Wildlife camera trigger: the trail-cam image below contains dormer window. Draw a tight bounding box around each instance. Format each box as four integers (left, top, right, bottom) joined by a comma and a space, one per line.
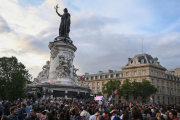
149, 59, 153, 64
141, 59, 144, 64
134, 60, 136, 64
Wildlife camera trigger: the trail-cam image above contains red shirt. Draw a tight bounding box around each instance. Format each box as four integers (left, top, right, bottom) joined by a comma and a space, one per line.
173, 118, 179, 120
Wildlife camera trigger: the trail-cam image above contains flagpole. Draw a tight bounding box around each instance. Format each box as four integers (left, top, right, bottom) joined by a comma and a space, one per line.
116, 80, 117, 104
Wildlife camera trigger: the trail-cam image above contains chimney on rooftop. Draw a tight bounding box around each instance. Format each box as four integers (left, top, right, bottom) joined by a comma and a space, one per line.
108, 69, 113, 73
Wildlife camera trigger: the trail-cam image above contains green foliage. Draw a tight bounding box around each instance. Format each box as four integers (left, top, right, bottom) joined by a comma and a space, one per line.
0, 56, 32, 100
131, 81, 142, 98
88, 89, 92, 94
97, 92, 102, 96
120, 79, 132, 101
102, 80, 121, 96
120, 79, 158, 101
139, 80, 158, 98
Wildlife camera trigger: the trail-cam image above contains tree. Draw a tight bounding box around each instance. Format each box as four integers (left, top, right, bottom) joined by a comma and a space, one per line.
131, 81, 141, 99
139, 80, 158, 102
97, 92, 102, 96
102, 80, 121, 96
0, 56, 32, 100
120, 79, 132, 101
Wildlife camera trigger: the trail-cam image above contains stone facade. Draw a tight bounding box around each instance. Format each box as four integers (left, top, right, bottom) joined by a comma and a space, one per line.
78, 53, 180, 104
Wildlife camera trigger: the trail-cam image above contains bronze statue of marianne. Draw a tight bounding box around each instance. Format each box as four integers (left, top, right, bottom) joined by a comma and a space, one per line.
55, 4, 71, 38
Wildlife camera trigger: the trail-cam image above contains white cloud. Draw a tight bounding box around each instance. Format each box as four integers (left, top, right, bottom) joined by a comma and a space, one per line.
0, 0, 180, 78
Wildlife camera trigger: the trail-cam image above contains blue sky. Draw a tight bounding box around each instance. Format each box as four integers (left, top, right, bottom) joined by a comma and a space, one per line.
0, 0, 180, 78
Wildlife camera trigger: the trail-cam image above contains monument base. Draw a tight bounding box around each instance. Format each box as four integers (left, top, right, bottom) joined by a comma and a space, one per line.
24, 83, 89, 99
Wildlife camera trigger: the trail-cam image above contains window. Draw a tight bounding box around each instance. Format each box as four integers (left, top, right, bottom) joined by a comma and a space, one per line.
134, 72, 136, 76
95, 76, 98, 79
102, 82, 104, 86
105, 75, 108, 78
97, 88, 99, 93
92, 88, 94, 93
97, 82, 99, 86
126, 72, 129, 77
134, 60, 136, 64
86, 77, 89, 80
157, 72, 158, 77
162, 81, 163, 85
151, 79, 153, 84
92, 83, 95, 87
157, 80, 159, 85
143, 71, 145, 75
120, 74, 122, 77
134, 79, 137, 82
100, 76, 102, 79
116, 74, 119, 77
110, 74, 113, 78
91, 77, 93, 80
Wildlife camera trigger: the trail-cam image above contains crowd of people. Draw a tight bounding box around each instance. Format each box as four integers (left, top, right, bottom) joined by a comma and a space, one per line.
0, 97, 180, 120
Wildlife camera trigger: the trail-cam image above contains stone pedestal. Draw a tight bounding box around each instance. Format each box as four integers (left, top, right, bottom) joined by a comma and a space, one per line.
24, 37, 89, 99
48, 37, 77, 85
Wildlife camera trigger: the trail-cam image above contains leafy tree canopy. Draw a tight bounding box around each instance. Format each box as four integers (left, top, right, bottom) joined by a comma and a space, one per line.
102, 80, 121, 96
0, 56, 32, 100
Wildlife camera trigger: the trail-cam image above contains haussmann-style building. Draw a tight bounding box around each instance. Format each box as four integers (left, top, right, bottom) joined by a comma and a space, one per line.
78, 53, 180, 104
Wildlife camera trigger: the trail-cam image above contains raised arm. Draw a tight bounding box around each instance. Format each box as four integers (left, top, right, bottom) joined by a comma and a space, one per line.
56, 9, 62, 17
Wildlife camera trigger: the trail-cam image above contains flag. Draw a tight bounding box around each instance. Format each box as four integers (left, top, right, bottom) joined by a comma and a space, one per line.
150, 95, 153, 105
116, 90, 118, 94
129, 102, 132, 107
80, 75, 85, 81
114, 91, 116, 95
108, 95, 113, 102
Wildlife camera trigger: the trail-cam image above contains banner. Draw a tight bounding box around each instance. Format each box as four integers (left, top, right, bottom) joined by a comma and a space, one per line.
150, 95, 153, 105
94, 96, 103, 101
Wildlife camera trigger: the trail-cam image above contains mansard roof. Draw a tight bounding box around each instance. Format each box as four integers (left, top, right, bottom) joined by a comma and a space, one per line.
126, 53, 161, 66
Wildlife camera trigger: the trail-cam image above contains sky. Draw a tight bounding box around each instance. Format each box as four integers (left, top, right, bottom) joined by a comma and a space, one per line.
0, 0, 180, 79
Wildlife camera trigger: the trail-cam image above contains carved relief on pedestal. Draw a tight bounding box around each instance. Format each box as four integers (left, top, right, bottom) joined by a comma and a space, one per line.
49, 42, 59, 59
73, 65, 78, 77
56, 55, 72, 78
37, 61, 50, 80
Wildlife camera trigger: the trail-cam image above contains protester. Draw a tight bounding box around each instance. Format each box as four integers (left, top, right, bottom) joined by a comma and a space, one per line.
0, 96, 179, 120
80, 105, 90, 120
169, 110, 179, 120
25, 109, 39, 120
89, 111, 101, 120
9, 106, 19, 120
25, 102, 32, 117
0, 102, 4, 115
45, 113, 54, 120
18, 104, 27, 120
103, 110, 109, 120
1, 115, 9, 120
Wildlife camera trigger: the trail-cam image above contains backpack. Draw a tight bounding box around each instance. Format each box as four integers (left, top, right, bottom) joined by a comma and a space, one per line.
113, 116, 121, 120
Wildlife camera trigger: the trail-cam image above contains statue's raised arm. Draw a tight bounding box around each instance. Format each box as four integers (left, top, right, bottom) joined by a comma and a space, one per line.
55, 4, 62, 17
54, 4, 71, 38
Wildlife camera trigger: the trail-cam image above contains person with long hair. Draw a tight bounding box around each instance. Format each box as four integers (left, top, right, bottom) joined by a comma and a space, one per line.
59, 112, 65, 120
103, 110, 109, 120
64, 110, 70, 120
122, 110, 129, 120
45, 112, 55, 120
